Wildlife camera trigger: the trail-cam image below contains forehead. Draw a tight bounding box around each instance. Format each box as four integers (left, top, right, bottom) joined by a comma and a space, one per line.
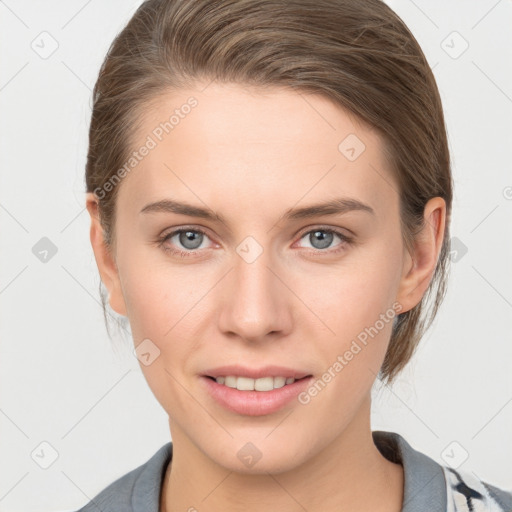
117, 82, 397, 221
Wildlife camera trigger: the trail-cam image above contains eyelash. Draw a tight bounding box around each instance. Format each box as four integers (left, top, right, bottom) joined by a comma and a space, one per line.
157, 226, 353, 259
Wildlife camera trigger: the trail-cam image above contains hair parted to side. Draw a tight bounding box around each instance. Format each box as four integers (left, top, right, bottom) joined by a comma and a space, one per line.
85, 0, 453, 385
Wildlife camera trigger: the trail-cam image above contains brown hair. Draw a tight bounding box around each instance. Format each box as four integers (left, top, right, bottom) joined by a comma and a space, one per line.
85, 0, 453, 385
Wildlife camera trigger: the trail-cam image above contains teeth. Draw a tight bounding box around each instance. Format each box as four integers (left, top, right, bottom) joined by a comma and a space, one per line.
214, 375, 297, 391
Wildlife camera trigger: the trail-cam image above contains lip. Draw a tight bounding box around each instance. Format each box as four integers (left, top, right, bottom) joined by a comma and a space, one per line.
200, 374, 314, 416
202, 365, 311, 380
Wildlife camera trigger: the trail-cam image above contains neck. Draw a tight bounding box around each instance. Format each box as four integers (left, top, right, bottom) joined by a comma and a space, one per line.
161, 394, 404, 512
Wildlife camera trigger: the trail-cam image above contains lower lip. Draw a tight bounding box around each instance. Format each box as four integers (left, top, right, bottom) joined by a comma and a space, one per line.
200, 375, 314, 416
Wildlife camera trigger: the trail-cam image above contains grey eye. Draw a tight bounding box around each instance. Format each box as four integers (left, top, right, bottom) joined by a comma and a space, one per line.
177, 230, 204, 250
296, 228, 349, 252
305, 230, 335, 250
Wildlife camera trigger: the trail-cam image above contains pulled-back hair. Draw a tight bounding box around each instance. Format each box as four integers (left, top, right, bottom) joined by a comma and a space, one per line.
85, 0, 453, 385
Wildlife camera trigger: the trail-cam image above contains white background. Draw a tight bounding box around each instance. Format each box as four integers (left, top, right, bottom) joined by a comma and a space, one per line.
0, 1, 511, 510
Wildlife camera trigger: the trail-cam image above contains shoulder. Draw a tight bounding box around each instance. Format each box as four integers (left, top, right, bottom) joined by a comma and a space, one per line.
442, 465, 512, 512
74, 442, 172, 512
372, 430, 512, 512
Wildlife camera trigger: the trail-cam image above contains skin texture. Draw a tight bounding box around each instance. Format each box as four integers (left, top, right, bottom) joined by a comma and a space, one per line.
86, 82, 446, 512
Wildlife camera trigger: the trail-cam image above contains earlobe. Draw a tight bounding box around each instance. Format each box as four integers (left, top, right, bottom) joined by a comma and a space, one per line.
85, 193, 128, 316
396, 197, 446, 314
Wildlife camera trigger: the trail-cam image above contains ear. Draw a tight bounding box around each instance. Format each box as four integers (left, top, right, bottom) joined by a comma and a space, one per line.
85, 192, 127, 316
396, 197, 446, 314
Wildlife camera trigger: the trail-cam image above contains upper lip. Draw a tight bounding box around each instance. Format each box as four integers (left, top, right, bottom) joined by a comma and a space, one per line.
203, 365, 312, 380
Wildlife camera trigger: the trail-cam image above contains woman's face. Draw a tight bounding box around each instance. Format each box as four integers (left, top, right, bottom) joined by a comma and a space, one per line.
88, 82, 439, 474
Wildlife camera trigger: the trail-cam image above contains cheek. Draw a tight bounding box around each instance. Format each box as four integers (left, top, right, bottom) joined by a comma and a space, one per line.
295, 242, 403, 408
118, 256, 207, 377
121, 263, 200, 413
119, 253, 201, 339
296, 247, 402, 420
304, 239, 402, 338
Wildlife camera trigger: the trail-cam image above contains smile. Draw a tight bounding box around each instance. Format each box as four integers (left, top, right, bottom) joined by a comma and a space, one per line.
210, 375, 297, 391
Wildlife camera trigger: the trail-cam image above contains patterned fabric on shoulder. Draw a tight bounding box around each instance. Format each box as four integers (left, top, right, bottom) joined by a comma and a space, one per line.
443, 466, 512, 512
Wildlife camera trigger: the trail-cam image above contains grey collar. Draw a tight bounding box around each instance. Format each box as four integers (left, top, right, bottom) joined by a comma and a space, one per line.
373, 430, 447, 512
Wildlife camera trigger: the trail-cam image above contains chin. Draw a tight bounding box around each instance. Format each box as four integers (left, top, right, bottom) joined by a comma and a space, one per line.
205, 438, 306, 476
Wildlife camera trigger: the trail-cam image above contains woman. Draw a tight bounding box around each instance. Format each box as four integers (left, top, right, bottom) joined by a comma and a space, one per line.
79, 0, 512, 510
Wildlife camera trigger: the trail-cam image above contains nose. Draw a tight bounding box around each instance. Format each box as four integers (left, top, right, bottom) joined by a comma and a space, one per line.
217, 246, 293, 343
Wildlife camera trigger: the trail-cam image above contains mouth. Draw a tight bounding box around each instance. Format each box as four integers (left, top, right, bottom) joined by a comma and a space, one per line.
201, 374, 315, 416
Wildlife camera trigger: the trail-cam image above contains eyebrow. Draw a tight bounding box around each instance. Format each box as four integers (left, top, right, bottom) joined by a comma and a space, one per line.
139, 197, 375, 224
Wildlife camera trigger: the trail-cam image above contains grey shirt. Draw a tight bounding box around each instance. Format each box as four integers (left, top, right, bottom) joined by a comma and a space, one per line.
75, 430, 512, 512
